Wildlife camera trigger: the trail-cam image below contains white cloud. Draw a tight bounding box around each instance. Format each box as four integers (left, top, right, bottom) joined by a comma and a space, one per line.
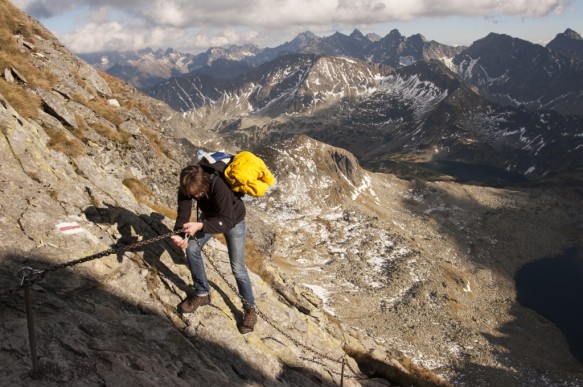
60, 22, 181, 53
20, 0, 573, 25
12, 0, 575, 52
60, 21, 258, 53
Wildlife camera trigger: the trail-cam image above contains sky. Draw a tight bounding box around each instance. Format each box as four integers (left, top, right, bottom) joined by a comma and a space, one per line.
10, 0, 583, 54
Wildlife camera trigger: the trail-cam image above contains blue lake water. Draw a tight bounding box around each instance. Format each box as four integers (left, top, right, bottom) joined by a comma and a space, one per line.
515, 246, 583, 364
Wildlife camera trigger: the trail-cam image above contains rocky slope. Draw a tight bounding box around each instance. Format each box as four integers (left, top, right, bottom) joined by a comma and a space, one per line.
1, 2, 583, 386
0, 1, 448, 386
455, 32, 583, 116
547, 28, 583, 61
250, 135, 583, 385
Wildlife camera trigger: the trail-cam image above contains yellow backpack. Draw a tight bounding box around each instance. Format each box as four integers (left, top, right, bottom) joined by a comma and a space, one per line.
197, 150, 275, 197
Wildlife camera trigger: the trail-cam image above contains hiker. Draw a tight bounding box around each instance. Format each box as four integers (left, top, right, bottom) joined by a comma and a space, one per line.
170, 164, 257, 334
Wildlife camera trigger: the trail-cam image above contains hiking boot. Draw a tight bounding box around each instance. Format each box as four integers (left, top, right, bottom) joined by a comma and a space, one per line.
177, 294, 210, 314
238, 306, 257, 334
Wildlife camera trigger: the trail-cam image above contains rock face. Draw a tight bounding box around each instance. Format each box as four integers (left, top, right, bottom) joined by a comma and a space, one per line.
1, 2, 583, 386
547, 28, 583, 61
455, 32, 583, 115
0, 2, 447, 386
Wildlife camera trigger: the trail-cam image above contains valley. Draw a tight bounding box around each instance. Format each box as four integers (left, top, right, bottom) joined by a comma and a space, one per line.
249, 136, 583, 385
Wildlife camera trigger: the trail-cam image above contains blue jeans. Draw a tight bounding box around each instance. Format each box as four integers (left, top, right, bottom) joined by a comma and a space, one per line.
186, 220, 255, 307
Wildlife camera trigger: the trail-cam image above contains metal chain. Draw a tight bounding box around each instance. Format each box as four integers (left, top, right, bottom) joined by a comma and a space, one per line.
44, 230, 182, 274
0, 230, 183, 297
0, 230, 365, 381
191, 235, 364, 380
0, 267, 45, 297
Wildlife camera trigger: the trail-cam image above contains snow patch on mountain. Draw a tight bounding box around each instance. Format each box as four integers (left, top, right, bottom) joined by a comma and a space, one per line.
378, 74, 449, 121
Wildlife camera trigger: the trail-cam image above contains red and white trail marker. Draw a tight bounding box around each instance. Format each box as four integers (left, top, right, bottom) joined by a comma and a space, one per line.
56, 222, 84, 235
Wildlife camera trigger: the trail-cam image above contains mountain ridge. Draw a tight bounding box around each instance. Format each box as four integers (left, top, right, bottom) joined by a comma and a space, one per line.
547, 28, 583, 61
80, 28, 465, 90
147, 53, 583, 181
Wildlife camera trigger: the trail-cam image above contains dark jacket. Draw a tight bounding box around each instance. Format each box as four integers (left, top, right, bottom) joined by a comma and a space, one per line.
174, 173, 246, 235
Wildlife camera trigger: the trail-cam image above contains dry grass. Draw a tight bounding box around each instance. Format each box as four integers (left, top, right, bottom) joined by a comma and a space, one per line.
100, 71, 128, 95
44, 126, 86, 158
100, 71, 156, 121
122, 177, 178, 220
86, 98, 124, 126
71, 90, 125, 127
243, 238, 267, 275
0, 1, 56, 118
71, 69, 99, 97
49, 189, 59, 200
71, 113, 89, 139
0, 1, 51, 41
140, 126, 171, 158
90, 195, 101, 209
93, 121, 131, 144
141, 199, 177, 220
213, 234, 274, 285
0, 2, 56, 90
126, 98, 156, 122
123, 178, 154, 198
0, 79, 41, 119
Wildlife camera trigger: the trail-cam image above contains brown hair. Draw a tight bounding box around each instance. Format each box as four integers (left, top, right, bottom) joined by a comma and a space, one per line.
179, 165, 209, 198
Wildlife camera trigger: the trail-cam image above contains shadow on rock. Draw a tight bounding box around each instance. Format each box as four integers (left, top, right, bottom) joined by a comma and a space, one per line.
0, 250, 339, 386
515, 245, 583, 365
84, 203, 191, 295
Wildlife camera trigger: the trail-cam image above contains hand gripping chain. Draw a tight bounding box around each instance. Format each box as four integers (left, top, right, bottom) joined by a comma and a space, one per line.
1, 231, 365, 383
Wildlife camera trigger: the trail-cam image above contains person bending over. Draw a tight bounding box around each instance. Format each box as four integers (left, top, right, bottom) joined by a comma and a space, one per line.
171, 164, 256, 334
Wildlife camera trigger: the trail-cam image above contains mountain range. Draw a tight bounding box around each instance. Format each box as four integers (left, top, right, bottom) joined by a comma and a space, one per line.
81, 28, 583, 182
79, 28, 464, 87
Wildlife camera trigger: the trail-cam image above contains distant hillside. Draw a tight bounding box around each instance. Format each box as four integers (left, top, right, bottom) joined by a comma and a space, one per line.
147, 52, 583, 181
81, 29, 464, 91
456, 32, 583, 116
547, 28, 583, 61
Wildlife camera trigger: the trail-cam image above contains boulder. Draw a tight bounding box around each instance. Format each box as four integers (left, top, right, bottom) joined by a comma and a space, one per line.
36, 88, 78, 129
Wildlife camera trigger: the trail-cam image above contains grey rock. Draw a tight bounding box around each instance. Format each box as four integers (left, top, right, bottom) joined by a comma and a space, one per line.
3, 67, 14, 83
119, 120, 141, 135
36, 88, 78, 129
9, 66, 27, 83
